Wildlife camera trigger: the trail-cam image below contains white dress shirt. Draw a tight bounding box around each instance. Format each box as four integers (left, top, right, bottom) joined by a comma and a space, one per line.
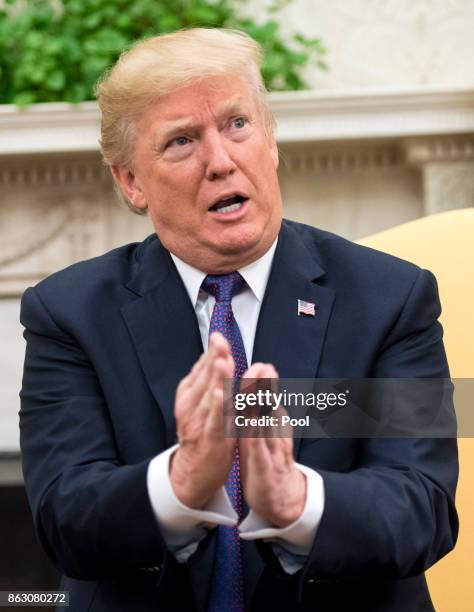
146, 239, 325, 573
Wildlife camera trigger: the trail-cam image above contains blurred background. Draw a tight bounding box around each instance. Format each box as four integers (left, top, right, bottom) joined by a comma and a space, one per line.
1, 1, 473, 610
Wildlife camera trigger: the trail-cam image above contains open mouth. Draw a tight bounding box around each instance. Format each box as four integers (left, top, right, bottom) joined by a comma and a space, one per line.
208, 194, 248, 214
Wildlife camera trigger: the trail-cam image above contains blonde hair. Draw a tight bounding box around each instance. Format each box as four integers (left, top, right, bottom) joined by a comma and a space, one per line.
95, 28, 275, 171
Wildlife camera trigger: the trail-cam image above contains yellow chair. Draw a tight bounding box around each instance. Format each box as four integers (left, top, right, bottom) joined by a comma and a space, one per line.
358, 208, 474, 612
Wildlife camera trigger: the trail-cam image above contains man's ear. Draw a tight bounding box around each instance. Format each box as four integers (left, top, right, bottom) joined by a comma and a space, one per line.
111, 165, 147, 210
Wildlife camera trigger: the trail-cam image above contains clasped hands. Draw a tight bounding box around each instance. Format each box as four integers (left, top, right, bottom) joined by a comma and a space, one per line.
170, 332, 306, 528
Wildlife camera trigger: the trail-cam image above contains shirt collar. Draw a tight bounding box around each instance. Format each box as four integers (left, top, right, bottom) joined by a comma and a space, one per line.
170, 238, 278, 307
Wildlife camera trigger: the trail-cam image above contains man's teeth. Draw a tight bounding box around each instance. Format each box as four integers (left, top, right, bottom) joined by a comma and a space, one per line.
215, 202, 244, 214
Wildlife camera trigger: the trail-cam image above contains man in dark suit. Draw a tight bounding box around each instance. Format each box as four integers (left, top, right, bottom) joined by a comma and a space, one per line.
19, 28, 458, 611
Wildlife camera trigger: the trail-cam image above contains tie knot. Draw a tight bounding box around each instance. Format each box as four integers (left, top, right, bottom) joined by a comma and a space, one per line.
202, 272, 246, 302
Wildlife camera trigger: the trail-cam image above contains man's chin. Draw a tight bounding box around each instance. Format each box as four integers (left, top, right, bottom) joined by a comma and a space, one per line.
200, 227, 279, 273
164, 221, 279, 272
209, 227, 264, 257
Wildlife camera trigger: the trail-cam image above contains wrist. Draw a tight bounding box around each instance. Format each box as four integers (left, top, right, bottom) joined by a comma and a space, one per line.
169, 449, 212, 509
270, 470, 307, 528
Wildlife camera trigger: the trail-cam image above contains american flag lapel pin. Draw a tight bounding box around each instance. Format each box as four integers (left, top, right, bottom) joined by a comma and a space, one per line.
297, 299, 316, 317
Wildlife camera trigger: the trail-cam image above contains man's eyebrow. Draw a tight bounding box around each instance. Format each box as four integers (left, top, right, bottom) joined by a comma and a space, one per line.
214, 98, 248, 118
154, 98, 249, 142
154, 120, 195, 142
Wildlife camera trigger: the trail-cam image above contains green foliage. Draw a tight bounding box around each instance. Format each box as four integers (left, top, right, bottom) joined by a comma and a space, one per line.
0, 0, 327, 105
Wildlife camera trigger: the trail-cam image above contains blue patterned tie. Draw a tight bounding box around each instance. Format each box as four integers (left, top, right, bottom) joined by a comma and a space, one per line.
202, 272, 247, 612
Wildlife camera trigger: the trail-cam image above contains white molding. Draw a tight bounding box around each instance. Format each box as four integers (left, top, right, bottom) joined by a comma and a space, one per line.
1, 86, 474, 154
0, 156, 109, 186
271, 86, 474, 143
403, 137, 474, 165
0, 101, 101, 155
279, 142, 403, 173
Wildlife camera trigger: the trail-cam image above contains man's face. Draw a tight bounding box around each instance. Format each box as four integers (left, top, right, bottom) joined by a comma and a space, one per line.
113, 75, 282, 273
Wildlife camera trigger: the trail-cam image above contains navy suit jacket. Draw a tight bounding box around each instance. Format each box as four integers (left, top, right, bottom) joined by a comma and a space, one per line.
19, 220, 458, 611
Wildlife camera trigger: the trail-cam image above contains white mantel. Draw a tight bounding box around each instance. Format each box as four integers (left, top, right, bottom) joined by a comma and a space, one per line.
2, 86, 474, 153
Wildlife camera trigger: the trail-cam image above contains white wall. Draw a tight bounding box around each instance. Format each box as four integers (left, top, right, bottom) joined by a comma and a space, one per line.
248, 0, 474, 90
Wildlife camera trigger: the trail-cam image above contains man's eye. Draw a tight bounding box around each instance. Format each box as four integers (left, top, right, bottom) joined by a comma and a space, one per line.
232, 117, 246, 129
171, 136, 190, 147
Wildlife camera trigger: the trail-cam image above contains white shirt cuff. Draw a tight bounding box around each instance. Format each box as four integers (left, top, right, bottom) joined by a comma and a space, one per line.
147, 444, 238, 551
147, 449, 324, 572
239, 462, 324, 556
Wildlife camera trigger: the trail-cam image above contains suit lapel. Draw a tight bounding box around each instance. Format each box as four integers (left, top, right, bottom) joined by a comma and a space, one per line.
120, 236, 203, 447
252, 221, 335, 456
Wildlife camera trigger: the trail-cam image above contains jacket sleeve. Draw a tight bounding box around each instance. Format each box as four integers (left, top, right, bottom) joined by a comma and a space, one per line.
295, 269, 459, 590
19, 286, 169, 580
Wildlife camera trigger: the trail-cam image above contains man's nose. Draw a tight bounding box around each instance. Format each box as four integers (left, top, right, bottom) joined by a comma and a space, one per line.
203, 133, 237, 181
